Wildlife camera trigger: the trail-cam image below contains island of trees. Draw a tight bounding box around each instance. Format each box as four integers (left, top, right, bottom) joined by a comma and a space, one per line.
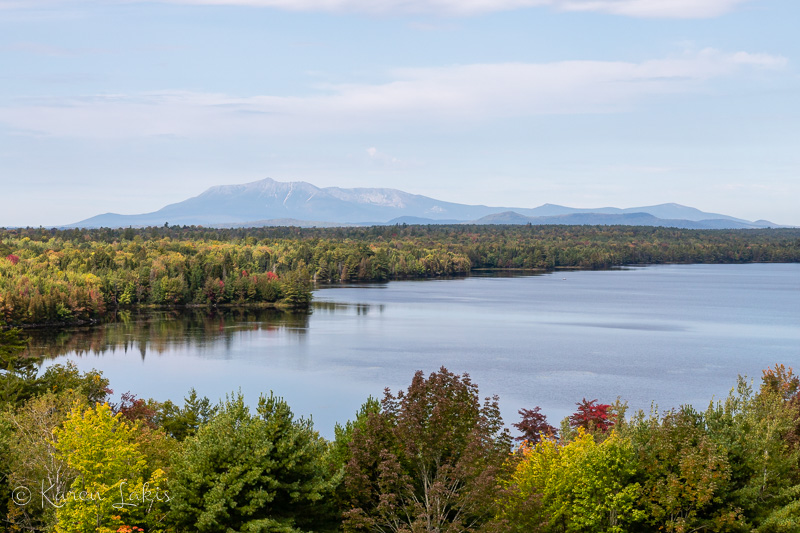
1, 328, 799, 532
1, 224, 799, 327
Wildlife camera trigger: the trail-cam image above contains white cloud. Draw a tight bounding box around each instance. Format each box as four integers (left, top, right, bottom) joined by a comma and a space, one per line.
0, 0, 758, 18
0, 49, 786, 138
556, 0, 753, 19
729, 51, 788, 68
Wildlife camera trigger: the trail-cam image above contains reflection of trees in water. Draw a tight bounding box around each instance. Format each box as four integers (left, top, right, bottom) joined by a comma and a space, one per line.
27, 308, 310, 361
312, 301, 383, 316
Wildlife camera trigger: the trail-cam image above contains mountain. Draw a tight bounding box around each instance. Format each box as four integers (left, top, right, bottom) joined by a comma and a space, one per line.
214, 218, 359, 229
70, 178, 503, 228
385, 216, 465, 225
473, 212, 775, 230
511, 203, 757, 224
67, 177, 783, 229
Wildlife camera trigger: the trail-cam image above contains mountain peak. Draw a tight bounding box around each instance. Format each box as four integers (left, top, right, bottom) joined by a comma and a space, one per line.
66, 177, 775, 229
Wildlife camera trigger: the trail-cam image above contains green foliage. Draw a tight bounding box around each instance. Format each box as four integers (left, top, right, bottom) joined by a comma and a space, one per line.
501, 430, 644, 533
627, 405, 738, 532
168, 392, 336, 532
1, 330, 111, 411
158, 388, 216, 441
2, 391, 83, 531
0, 328, 28, 358
4, 304, 800, 533
53, 402, 169, 533
3, 225, 798, 325
0, 229, 310, 326
38, 361, 111, 406
754, 369, 800, 533
756, 491, 800, 533
279, 267, 312, 309
503, 368, 800, 533
620, 369, 800, 532
0, 351, 114, 531
703, 373, 800, 531
0, 409, 13, 529
0, 328, 35, 406
329, 396, 380, 474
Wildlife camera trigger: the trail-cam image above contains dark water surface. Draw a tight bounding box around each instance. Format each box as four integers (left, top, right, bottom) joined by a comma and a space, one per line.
34, 264, 800, 438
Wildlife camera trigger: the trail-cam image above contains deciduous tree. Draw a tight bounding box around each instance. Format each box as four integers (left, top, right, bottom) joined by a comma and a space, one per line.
2, 392, 82, 531
628, 405, 738, 532
513, 407, 556, 444
343, 367, 511, 532
53, 402, 168, 533
500, 429, 643, 533
569, 398, 615, 433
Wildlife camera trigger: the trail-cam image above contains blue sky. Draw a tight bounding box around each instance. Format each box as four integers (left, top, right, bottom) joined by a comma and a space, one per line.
1, 0, 798, 226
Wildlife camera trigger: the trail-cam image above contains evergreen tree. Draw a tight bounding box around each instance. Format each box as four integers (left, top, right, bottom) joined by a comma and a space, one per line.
0, 328, 35, 407
158, 388, 216, 441
168, 392, 337, 532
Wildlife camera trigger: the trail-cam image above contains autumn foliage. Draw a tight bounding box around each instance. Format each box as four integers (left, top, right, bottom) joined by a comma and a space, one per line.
513, 406, 557, 444
3, 223, 799, 325
2, 316, 800, 533
0, 229, 311, 325
569, 398, 615, 432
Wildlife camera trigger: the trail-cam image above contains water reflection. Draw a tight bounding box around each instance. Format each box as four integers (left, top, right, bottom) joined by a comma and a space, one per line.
26, 264, 800, 440
312, 301, 383, 315
27, 308, 311, 361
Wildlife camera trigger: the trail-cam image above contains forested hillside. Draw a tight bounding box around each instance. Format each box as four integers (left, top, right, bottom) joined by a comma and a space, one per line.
1, 225, 799, 326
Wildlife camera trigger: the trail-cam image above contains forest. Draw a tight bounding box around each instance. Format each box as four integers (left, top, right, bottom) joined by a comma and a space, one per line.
1, 328, 799, 532
2, 224, 799, 531
1, 224, 799, 326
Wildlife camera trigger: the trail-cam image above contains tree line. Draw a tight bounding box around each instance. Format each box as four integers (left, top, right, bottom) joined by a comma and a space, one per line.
2, 225, 799, 327
1, 329, 799, 532
0, 230, 315, 326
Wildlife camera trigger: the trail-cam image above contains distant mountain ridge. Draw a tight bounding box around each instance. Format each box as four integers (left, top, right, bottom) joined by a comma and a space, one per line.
68, 177, 783, 230
471, 211, 772, 230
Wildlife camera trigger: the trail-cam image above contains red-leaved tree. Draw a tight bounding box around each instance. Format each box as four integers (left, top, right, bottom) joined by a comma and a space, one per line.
513, 407, 556, 444
569, 398, 615, 432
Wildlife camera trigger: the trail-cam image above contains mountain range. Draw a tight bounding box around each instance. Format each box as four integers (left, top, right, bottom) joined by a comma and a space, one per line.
68, 178, 783, 230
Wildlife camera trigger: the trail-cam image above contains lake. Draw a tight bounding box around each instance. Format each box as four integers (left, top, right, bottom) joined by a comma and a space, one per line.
32, 263, 800, 439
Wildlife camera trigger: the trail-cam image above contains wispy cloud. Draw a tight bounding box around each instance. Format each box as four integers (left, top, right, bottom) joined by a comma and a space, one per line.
0, 49, 786, 138
366, 146, 411, 168
555, 0, 754, 19
0, 0, 758, 18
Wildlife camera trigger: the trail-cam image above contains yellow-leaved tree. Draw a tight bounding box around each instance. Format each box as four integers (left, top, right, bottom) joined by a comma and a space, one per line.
500, 429, 644, 533
53, 402, 169, 533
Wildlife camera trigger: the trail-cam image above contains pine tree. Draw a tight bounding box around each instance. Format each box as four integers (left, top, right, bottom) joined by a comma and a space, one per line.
168, 392, 337, 532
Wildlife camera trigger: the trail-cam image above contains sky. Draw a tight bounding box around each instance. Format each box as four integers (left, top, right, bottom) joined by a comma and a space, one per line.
1, 0, 798, 227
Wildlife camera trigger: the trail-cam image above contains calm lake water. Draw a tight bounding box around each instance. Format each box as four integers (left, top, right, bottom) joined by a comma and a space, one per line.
33, 263, 800, 438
